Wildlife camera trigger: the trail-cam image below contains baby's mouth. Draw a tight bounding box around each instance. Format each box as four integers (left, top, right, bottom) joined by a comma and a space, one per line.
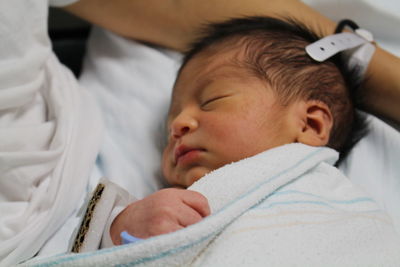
174, 145, 205, 165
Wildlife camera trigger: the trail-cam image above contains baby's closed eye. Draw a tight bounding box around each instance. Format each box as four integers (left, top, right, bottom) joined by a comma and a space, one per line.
200, 94, 232, 110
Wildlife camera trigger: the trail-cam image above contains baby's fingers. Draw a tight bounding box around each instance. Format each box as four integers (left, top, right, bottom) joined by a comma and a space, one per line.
146, 219, 184, 237
176, 204, 204, 227
181, 190, 211, 217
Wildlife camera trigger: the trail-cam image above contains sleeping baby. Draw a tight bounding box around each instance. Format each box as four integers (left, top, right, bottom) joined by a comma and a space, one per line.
105, 16, 400, 265
110, 16, 366, 241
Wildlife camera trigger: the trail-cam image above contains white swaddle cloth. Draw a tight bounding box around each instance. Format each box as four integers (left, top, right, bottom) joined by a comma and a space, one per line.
0, 1, 103, 266
23, 144, 400, 266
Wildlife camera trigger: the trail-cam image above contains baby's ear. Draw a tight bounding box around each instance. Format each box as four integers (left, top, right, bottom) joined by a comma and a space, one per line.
296, 100, 333, 146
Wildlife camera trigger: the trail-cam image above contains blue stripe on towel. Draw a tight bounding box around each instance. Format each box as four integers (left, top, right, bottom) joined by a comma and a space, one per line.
32, 148, 324, 266
254, 190, 376, 212
255, 199, 377, 211
270, 190, 375, 205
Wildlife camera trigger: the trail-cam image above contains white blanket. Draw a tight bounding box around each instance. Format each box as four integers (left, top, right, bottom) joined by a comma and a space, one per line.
23, 144, 400, 266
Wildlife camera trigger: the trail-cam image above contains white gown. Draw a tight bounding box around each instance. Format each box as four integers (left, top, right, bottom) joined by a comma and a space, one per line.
0, 1, 103, 265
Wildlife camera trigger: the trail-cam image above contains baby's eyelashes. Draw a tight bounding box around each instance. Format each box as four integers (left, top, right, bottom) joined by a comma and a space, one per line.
201, 96, 223, 107
200, 94, 232, 110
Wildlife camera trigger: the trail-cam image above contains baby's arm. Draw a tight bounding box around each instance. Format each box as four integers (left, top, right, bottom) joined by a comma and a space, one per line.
110, 188, 210, 245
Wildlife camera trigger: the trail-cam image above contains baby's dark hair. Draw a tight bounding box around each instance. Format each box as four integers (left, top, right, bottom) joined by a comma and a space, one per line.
178, 16, 368, 163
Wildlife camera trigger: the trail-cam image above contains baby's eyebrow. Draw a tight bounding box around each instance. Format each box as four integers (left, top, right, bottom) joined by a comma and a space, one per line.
193, 77, 215, 96
191, 62, 238, 95
167, 65, 240, 121
168, 76, 215, 115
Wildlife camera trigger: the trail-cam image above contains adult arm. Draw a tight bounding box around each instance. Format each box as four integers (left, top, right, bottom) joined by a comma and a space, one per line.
63, 0, 333, 52
363, 49, 400, 123
63, 0, 400, 122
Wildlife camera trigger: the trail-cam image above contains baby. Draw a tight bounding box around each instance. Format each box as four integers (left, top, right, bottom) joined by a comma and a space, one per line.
110, 16, 367, 244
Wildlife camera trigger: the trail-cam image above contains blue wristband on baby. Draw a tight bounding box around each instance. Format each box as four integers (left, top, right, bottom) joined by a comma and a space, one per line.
121, 231, 142, 245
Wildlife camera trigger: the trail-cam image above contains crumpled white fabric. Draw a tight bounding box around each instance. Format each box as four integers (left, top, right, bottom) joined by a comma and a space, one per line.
0, 0, 103, 265
22, 144, 400, 266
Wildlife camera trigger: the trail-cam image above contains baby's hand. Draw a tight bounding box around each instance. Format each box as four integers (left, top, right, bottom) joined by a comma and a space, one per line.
110, 188, 210, 245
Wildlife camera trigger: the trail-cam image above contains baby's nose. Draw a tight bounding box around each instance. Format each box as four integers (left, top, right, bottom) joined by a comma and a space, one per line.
170, 114, 198, 138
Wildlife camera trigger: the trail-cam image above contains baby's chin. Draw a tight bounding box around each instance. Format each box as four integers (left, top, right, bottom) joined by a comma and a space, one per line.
180, 166, 212, 188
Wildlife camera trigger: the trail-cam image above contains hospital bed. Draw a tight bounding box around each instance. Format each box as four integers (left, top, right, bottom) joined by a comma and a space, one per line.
32, 0, 400, 265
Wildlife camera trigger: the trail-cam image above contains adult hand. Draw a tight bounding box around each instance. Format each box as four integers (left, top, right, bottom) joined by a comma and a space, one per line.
110, 188, 210, 245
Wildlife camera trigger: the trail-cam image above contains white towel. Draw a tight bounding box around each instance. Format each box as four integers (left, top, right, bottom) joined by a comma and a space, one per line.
23, 144, 400, 266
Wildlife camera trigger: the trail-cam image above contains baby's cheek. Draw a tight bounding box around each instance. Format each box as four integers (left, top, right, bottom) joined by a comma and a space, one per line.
161, 149, 173, 182
215, 128, 263, 163
203, 117, 235, 139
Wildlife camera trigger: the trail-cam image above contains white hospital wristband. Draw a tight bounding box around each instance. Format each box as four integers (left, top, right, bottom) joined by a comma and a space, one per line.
306, 22, 375, 77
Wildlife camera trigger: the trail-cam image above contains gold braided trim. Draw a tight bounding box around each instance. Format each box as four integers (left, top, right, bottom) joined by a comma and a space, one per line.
71, 183, 105, 253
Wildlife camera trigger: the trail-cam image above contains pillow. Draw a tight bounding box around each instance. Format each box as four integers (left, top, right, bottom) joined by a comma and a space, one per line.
79, 27, 182, 199
79, 1, 400, 232
338, 115, 400, 233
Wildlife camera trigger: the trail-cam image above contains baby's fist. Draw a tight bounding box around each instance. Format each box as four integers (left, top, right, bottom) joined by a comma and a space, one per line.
110, 188, 210, 245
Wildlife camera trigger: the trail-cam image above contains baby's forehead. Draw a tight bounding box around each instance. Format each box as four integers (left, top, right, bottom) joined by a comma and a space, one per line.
174, 47, 249, 90
180, 39, 247, 76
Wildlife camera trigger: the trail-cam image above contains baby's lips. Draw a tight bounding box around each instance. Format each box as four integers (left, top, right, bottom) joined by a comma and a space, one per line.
174, 144, 205, 165
174, 144, 193, 164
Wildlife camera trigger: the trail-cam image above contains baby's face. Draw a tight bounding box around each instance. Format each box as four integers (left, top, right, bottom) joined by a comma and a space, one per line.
162, 53, 298, 188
